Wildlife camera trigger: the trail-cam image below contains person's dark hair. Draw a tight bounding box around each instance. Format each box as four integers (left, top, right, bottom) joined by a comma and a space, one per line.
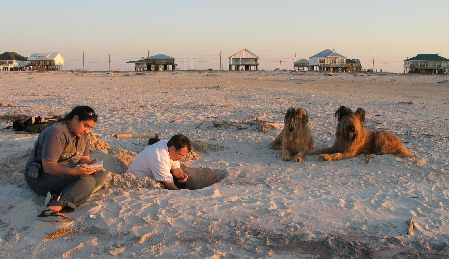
62, 106, 98, 122
167, 134, 191, 152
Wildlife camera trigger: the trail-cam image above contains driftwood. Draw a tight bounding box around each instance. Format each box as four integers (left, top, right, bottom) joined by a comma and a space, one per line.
407, 218, 415, 236
44, 228, 73, 241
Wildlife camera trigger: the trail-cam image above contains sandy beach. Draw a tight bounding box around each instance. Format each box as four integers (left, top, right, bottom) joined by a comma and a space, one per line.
0, 71, 449, 258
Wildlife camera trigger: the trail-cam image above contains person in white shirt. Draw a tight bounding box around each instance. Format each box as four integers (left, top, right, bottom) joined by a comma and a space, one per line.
127, 134, 191, 190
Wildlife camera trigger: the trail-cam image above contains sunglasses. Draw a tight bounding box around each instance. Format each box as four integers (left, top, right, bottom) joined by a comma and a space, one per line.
83, 112, 98, 120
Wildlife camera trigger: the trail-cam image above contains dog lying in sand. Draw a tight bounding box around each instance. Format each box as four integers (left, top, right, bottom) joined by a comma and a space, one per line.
308, 106, 414, 161
270, 108, 313, 162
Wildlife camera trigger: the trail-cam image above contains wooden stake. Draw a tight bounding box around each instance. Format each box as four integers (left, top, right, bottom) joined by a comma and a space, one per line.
115, 134, 158, 138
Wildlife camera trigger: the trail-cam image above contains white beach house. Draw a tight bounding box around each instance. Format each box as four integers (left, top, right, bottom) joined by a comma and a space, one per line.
229, 49, 259, 71
28, 52, 65, 71
0, 52, 28, 71
309, 49, 347, 72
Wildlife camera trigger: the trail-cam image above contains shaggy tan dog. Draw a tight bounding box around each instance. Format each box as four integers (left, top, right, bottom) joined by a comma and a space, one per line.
308, 106, 414, 161
270, 108, 313, 162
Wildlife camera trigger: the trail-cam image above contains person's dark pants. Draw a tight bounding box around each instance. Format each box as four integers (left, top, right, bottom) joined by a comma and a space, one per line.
25, 170, 108, 212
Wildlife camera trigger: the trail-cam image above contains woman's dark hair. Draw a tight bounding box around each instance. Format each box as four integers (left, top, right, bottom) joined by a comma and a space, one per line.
62, 106, 98, 122
167, 134, 191, 151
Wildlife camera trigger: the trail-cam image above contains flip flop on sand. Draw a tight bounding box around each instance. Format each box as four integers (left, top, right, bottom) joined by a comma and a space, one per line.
37, 209, 70, 222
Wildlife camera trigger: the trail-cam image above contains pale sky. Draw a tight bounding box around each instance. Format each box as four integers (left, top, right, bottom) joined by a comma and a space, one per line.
2, 0, 448, 72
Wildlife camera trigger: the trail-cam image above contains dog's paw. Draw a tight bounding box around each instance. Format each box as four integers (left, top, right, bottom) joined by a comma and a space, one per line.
319, 154, 333, 161
294, 157, 304, 163
281, 155, 291, 161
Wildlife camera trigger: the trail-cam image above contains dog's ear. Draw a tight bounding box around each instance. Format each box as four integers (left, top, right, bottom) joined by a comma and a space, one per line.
335, 106, 352, 121
299, 108, 309, 123
355, 108, 366, 122
284, 108, 295, 123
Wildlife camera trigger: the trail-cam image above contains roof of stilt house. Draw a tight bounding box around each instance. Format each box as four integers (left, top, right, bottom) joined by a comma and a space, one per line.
229, 49, 259, 59
0, 52, 28, 61
145, 54, 174, 60
29, 52, 63, 61
294, 59, 309, 64
310, 49, 346, 59
404, 54, 449, 62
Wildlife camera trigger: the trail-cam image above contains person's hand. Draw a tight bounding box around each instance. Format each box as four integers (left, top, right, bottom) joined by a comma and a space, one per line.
76, 164, 100, 175
177, 173, 189, 183
88, 159, 98, 164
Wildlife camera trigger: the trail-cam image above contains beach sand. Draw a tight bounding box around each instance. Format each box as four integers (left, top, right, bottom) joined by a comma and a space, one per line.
0, 71, 448, 258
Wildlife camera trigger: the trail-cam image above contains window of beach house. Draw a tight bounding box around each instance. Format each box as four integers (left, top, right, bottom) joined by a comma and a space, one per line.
319, 59, 325, 63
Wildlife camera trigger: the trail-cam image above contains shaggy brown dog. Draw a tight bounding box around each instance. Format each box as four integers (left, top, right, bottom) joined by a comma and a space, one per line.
270, 108, 314, 162
308, 106, 414, 161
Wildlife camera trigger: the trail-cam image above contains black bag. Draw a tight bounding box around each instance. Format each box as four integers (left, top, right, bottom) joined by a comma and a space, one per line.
13, 116, 33, 131
26, 140, 44, 178
27, 161, 43, 178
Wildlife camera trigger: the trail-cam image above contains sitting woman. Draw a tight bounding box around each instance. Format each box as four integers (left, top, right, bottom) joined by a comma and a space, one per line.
24, 106, 108, 222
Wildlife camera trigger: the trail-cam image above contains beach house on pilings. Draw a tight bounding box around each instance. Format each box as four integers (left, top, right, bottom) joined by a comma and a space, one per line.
308, 49, 361, 73
127, 54, 176, 71
28, 52, 65, 71
404, 54, 449, 74
0, 52, 28, 71
229, 49, 259, 71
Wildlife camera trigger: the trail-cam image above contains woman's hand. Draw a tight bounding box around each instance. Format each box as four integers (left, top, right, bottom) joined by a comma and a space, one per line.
75, 164, 100, 175
88, 159, 98, 165
79, 156, 97, 165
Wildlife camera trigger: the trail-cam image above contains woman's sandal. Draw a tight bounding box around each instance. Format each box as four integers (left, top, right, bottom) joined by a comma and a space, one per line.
37, 209, 70, 222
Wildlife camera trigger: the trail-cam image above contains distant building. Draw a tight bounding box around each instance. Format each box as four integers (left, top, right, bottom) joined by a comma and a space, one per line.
28, 52, 65, 71
404, 54, 449, 74
126, 57, 147, 71
229, 49, 259, 71
293, 59, 310, 71
309, 49, 347, 72
345, 59, 362, 72
127, 54, 176, 71
0, 52, 28, 71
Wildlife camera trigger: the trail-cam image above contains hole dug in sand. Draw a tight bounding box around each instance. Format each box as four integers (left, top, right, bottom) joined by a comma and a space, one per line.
181, 166, 228, 190
90, 151, 228, 190
88, 136, 228, 190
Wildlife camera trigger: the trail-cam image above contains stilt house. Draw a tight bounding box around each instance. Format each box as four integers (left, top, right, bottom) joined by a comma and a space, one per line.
229, 49, 259, 71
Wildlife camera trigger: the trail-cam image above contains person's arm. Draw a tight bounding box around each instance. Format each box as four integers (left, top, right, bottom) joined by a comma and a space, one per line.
160, 180, 179, 190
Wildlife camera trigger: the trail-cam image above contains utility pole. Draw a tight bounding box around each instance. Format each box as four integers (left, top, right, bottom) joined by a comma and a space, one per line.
219, 51, 222, 70
108, 54, 111, 71
82, 52, 85, 71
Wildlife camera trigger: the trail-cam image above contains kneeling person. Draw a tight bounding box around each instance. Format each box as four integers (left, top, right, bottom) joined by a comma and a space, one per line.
127, 134, 191, 190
